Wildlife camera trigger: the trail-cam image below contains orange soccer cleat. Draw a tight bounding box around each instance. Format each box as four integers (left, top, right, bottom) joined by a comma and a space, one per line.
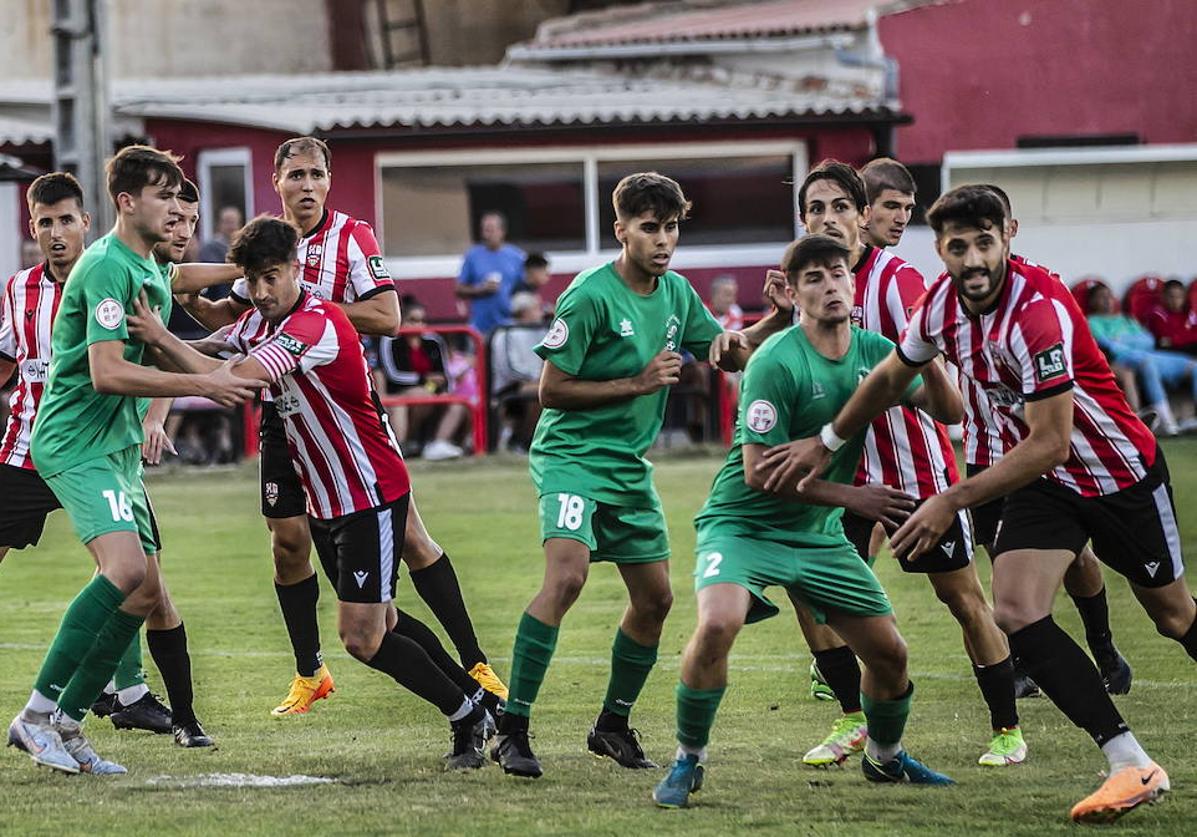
1070, 762, 1170, 824
271, 664, 336, 716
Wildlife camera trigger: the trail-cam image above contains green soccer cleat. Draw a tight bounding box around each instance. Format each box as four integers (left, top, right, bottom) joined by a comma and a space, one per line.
653, 754, 705, 808
978, 727, 1027, 766
809, 659, 836, 702
803, 712, 867, 767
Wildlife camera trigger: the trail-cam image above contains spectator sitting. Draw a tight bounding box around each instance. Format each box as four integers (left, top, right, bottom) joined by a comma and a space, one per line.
1086, 284, 1197, 435
456, 211, 525, 336
491, 291, 547, 452
371, 297, 453, 456
709, 274, 744, 330
1148, 279, 1197, 356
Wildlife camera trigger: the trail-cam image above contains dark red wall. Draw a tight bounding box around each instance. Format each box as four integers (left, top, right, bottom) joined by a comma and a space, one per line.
880, 0, 1197, 164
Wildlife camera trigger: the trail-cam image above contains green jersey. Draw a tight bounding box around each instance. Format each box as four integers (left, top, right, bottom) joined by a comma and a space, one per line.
31, 233, 174, 477
529, 262, 722, 505
695, 324, 917, 548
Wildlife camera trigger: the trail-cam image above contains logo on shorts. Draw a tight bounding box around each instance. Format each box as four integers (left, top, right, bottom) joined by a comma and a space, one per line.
746, 399, 778, 433
940, 540, 956, 556
367, 255, 391, 281
1034, 342, 1067, 383
265, 482, 279, 507
353, 570, 369, 588
542, 318, 569, 349
94, 298, 124, 330
1145, 561, 1160, 579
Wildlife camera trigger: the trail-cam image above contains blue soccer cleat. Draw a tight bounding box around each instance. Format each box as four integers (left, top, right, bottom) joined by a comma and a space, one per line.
862, 749, 954, 785
653, 754, 705, 808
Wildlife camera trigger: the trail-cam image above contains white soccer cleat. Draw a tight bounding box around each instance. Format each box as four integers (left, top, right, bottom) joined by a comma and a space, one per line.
7, 713, 80, 774
421, 440, 463, 461
55, 718, 127, 775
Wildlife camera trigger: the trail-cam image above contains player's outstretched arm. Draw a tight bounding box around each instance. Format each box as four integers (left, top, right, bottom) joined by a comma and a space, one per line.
88, 340, 260, 407
539, 350, 681, 410
170, 262, 243, 294
128, 293, 228, 376
904, 357, 964, 424
338, 289, 400, 336
758, 350, 921, 492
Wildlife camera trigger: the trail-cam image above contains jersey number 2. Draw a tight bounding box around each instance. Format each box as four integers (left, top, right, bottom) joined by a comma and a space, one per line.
555, 494, 585, 531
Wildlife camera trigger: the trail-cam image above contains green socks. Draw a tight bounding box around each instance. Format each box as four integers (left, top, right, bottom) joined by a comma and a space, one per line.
504, 612, 559, 719
676, 682, 726, 751
861, 682, 914, 746
113, 634, 145, 690
32, 575, 126, 707
58, 609, 146, 722
602, 628, 658, 717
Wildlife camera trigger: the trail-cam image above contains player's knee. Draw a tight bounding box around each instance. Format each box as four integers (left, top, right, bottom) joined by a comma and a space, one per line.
695, 613, 741, 654
547, 569, 588, 609
1150, 607, 1193, 641
339, 625, 383, 661
992, 601, 1039, 635
936, 585, 987, 626
632, 588, 673, 625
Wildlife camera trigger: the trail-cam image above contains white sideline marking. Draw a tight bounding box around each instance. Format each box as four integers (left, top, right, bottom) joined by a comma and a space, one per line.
147, 773, 335, 788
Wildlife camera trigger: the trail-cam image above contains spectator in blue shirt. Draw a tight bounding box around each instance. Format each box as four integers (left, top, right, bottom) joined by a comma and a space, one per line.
456, 211, 525, 335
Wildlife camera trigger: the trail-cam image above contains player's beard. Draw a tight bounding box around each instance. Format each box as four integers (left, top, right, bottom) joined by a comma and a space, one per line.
954, 265, 1003, 302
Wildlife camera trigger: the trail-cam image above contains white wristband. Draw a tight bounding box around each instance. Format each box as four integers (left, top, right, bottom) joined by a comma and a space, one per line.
819, 422, 846, 452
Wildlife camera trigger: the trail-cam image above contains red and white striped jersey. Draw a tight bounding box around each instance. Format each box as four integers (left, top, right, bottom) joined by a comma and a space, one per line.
900, 259, 1156, 497
959, 253, 1054, 468
223, 291, 410, 519
0, 264, 62, 470
230, 209, 393, 306
850, 247, 958, 499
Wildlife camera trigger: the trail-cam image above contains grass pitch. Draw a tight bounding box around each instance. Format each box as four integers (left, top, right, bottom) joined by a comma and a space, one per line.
2, 440, 1196, 835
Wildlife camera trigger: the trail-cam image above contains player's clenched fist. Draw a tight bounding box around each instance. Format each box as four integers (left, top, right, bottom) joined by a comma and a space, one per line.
634, 350, 683, 394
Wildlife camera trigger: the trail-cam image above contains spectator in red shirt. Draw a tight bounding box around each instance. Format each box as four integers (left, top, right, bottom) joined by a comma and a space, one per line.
1148, 279, 1197, 356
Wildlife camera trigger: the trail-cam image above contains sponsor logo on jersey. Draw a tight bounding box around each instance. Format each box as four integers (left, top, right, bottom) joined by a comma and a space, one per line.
542, 318, 568, 349
619, 318, 635, 337
275, 333, 308, 357
275, 393, 302, 417
21, 358, 49, 382
851, 305, 864, 326
1034, 342, 1067, 383
95, 298, 124, 330
367, 255, 391, 281
746, 399, 778, 433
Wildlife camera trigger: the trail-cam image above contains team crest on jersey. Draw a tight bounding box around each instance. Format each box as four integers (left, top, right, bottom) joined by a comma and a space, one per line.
746, 399, 778, 433
307, 243, 323, 267
542, 318, 569, 349
94, 298, 124, 330
265, 482, 279, 507
619, 318, 635, 338
1034, 342, 1067, 383
812, 381, 825, 400
275, 333, 308, 357
367, 255, 390, 281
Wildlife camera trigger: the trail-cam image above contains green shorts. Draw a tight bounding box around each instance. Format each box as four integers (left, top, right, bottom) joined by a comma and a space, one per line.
694, 531, 892, 625
538, 491, 669, 564
43, 446, 159, 555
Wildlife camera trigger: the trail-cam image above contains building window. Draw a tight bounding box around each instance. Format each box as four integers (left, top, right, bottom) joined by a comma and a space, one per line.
196, 147, 253, 244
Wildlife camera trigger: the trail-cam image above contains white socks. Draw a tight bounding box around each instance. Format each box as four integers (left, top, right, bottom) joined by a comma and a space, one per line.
676, 744, 706, 763
866, 737, 901, 763
1102, 731, 1152, 772
117, 683, 149, 707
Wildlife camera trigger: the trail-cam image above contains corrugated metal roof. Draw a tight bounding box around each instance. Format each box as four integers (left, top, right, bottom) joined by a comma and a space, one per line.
0, 65, 894, 144
525, 0, 881, 50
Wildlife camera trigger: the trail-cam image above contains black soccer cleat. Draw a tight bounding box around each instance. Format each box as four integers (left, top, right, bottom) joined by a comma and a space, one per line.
587, 725, 657, 769
110, 692, 173, 734
90, 693, 117, 719
491, 730, 543, 778
173, 720, 215, 748
1098, 650, 1133, 696
444, 713, 487, 771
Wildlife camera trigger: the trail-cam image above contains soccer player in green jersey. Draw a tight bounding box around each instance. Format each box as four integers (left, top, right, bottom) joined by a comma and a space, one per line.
492, 173, 748, 778
7, 146, 261, 775
653, 235, 960, 807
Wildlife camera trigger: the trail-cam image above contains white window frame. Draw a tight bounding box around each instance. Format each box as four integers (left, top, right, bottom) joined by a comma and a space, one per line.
197, 147, 254, 243
375, 140, 808, 279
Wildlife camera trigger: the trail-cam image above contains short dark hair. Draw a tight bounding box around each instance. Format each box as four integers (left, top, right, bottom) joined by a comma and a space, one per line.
860, 157, 916, 204
400, 293, 423, 311
1164, 278, 1186, 293
105, 145, 184, 206
227, 215, 299, 275
926, 185, 1007, 236
978, 183, 1013, 219
26, 172, 84, 212
524, 252, 549, 271
781, 234, 851, 282
274, 136, 332, 172
798, 159, 867, 218
613, 172, 692, 222
179, 178, 200, 204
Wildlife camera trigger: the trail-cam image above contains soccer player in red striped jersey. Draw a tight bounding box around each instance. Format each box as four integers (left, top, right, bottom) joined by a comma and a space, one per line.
779, 184, 1194, 823
177, 137, 506, 717
751, 161, 1021, 768
130, 215, 494, 768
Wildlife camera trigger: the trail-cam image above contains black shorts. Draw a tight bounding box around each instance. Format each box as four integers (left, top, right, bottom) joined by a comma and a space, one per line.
259, 402, 307, 519
993, 446, 1183, 588
310, 493, 410, 604
965, 464, 1004, 549
842, 498, 973, 574
0, 463, 61, 549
